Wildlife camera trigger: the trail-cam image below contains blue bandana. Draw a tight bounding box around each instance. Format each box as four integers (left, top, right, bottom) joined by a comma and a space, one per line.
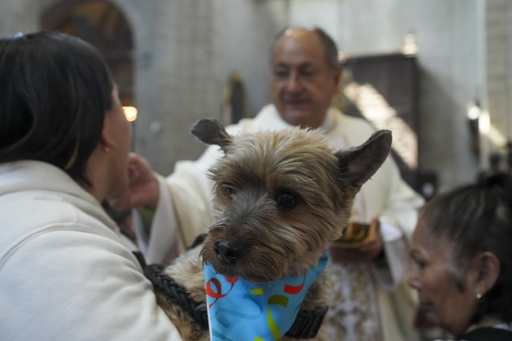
204, 253, 329, 341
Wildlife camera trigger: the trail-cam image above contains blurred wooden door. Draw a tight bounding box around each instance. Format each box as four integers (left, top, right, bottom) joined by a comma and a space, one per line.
340, 54, 426, 195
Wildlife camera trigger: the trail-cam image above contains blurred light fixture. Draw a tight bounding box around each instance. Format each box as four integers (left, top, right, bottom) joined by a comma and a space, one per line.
466, 100, 481, 120
123, 106, 138, 122
337, 51, 347, 62
401, 33, 418, 56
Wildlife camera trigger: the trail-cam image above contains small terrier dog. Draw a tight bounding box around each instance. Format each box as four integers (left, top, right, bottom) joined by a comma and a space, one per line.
143, 118, 392, 341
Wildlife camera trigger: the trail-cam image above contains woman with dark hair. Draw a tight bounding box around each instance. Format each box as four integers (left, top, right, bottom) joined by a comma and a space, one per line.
0, 31, 184, 340
0, 31, 318, 341
408, 172, 512, 340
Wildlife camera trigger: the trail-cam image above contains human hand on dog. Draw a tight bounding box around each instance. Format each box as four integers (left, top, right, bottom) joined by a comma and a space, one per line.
108, 153, 160, 211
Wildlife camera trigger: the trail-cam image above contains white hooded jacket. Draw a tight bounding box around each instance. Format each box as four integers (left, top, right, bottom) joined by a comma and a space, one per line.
0, 161, 182, 341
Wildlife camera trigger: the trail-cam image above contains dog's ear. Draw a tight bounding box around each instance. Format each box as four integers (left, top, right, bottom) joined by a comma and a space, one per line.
190, 118, 233, 151
336, 130, 392, 189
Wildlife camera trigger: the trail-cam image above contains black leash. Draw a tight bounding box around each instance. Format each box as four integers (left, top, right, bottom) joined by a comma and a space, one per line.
133, 251, 209, 330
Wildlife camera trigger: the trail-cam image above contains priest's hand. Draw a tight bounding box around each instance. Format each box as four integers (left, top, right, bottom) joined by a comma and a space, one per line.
330, 237, 383, 263
108, 153, 160, 211
330, 219, 384, 263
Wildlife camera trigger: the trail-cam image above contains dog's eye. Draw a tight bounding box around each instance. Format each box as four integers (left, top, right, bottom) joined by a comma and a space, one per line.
220, 184, 236, 197
277, 192, 297, 210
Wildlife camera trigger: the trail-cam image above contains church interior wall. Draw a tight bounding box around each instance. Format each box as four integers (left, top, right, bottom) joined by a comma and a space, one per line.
0, 0, 511, 193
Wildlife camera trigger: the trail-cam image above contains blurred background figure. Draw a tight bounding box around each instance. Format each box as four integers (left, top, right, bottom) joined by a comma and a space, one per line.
4, 0, 510, 198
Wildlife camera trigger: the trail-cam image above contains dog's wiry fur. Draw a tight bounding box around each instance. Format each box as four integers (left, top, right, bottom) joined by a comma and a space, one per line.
156, 118, 392, 341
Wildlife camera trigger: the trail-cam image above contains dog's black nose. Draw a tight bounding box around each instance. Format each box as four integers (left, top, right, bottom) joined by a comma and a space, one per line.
214, 240, 241, 265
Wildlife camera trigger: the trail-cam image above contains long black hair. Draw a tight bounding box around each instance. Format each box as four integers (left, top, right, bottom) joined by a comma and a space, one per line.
0, 31, 113, 185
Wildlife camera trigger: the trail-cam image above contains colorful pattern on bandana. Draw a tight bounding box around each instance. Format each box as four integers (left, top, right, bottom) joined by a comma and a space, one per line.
204, 252, 328, 341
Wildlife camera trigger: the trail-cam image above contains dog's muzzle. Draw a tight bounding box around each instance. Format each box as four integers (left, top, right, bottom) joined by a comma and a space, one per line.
214, 240, 242, 264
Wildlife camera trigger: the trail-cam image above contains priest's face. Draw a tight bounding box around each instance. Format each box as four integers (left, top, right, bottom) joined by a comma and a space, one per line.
271, 28, 340, 129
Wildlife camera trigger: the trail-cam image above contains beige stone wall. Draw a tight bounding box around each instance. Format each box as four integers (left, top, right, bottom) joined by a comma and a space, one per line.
0, 0, 225, 175
277, 0, 484, 190
127, 0, 222, 174
483, 0, 512, 171
1, 0, 511, 189
0, 0, 40, 34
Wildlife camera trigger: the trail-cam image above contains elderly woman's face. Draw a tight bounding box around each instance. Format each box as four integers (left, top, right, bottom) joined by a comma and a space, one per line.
407, 224, 479, 337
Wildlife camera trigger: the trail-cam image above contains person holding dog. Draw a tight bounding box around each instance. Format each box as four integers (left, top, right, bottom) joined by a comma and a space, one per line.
111, 26, 425, 340
0, 31, 185, 341
0, 31, 317, 341
407, 172, 512, 340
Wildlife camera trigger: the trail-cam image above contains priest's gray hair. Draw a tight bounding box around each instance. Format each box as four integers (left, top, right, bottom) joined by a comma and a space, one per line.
269, 26, 340, 74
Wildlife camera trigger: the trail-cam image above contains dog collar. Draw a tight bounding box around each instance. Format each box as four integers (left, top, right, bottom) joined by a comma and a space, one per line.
204, 252, 329, 340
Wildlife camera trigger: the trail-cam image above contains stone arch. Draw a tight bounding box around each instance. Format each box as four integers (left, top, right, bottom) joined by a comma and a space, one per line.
41, 0, 134, 106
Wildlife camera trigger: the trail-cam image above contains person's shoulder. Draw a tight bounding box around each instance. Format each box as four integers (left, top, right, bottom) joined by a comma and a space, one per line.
331, 108, 376, 132
226, 104, 277, 135
228, 104, 281, 134
0, 190, 119, 263
329, 108, 378, 145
